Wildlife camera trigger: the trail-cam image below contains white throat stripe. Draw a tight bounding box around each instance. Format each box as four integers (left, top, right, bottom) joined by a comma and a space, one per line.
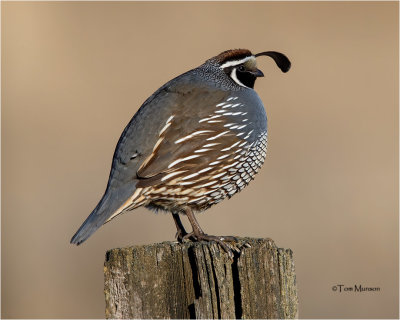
230, 68, 246, 87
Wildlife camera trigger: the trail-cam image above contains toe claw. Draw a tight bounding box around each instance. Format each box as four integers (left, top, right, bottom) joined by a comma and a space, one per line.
181, 232, 251, 259
181, 232, 195, 242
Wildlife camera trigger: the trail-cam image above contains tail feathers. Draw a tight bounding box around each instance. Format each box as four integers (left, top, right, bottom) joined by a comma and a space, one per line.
70, 195, 112, 245
70, 184, 141, 245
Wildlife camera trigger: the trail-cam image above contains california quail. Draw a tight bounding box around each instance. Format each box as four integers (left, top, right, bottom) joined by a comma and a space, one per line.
71, 49, 291, 257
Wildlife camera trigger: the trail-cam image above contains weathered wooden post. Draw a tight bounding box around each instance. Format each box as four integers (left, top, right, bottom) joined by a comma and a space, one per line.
104, 237, 298, 319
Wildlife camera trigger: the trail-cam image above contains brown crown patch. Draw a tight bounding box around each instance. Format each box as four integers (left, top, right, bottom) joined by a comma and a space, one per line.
214, 49, 253, 64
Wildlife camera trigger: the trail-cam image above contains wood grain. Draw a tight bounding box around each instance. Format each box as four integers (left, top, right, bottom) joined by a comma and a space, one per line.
104, 237, 297, 319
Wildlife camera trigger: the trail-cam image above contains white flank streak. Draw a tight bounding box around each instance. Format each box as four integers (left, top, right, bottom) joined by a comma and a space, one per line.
198, 167, 213, 174
232, 103, 241, 108
207, 120, 223, 123
182, 172, 200, 180
230, 68, 246, 87
226, 97, 234, 101
199, 114, 222, 122
206, 131, 230, 141
153, 137, 164, 151
161, 170, 186, 181
223, 112, 233, 116
191, 130, 214, 135
194, 148, 211, 153
237, 125, 247, 129
106, 188, 143, 222
239, 141, 248, 147
179, 181, 196, 186
159, 122, 171, 136
159, 115, 175, 136
219, 56, 255, 69
216, 102, 226, 107
221, 141, 240, 151
244, 129, 254, 140
168, 155, 201, 168
215, 109, 227, 113
222, 104, 232, 109
231, 112, 243, 116
175, 130, 213, 144
209, 161, 221, 165
212, 172, 226, 179
179, 188, 195, 195
188, 197, 205, 203
203, 142, 220, 147
197, 181, 218, 188
217, 154, 230, 160
199, 118, 211, 123
230, 125, 239, 129
222, 161, 239, 170
242, 119, 248, 122
224, 123, 236, 127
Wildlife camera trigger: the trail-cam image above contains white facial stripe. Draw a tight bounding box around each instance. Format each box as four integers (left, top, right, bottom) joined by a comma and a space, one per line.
219, 56, 255, 69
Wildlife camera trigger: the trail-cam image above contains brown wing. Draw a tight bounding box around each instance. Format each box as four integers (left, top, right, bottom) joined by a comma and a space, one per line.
135, 87, 248, 189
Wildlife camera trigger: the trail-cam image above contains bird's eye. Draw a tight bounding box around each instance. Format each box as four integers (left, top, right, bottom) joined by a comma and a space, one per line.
237, 65, 245, 72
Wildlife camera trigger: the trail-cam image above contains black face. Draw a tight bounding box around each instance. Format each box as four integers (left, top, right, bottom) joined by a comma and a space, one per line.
236, 65, 257, 88
224, 63, 264, 89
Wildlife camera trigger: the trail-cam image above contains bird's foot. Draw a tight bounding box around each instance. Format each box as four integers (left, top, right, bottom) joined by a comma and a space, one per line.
180, 207, 250, 259
191, 233, 250, 260
175, 229, 189, 243
181, 232, 196, 242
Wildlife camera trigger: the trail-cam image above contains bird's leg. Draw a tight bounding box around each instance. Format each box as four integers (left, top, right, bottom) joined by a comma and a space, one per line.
172, 212, 188, 243
183, 207, 239, 259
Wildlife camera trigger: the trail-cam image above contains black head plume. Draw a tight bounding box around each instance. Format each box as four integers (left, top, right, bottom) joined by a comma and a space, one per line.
255, 51, 291, 73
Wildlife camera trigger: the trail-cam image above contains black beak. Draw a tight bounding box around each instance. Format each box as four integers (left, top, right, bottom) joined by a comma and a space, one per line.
252, 69, 264, 77
255, 51, 291, 73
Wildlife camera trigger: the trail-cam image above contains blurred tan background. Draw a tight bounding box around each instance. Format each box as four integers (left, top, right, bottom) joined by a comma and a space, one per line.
2, 1, 398, 318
